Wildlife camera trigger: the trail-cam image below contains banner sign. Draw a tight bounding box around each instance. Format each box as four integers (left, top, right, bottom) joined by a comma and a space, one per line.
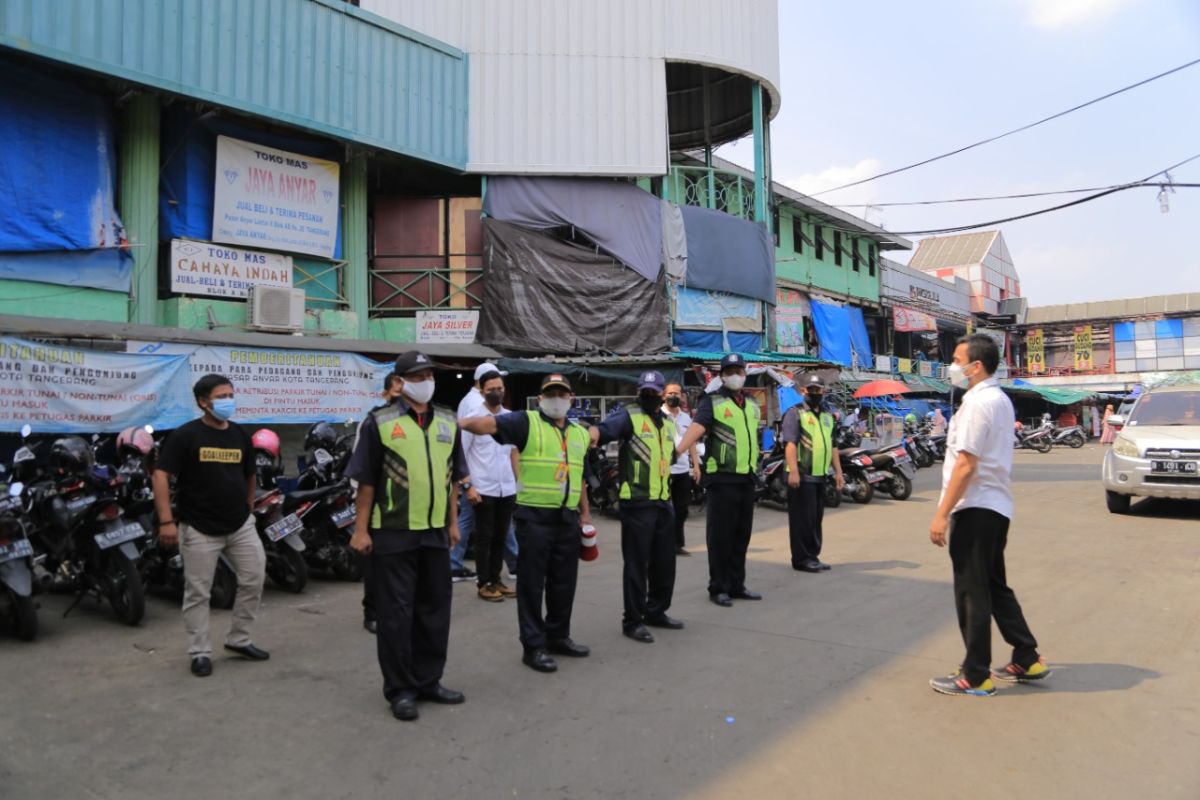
774, 289, 808, 354
1073, 325, 1094, 371
212, 135, 340, 259
919, 360, 933, 377
1026, 328, 1045, 375
170, 239, 292, 300
416, 310, 480, 344
0, 337, 195, 433
893, 306, 937, 333
875, 355, 892, 373
897, 357, 913, 374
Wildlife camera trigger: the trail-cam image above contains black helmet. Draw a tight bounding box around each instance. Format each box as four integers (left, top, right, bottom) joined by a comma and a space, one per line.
304, 422, 337, 452
49, 436, 94, 476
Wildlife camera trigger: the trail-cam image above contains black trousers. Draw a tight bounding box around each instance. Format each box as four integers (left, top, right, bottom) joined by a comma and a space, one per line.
787, 481, 825, 567
620, 501, 677, 627
361, 553, 375, 622
473, 495, 516, 587
372, 545, 452, 701
514, 508, 581, 649
949, 508, 1039, 685
705, 480, 756, 597
668, 473, 692, 548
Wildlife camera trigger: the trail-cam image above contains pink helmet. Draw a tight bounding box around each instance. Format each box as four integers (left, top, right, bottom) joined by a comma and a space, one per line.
116, 426, 154, 456
252, 428, 281, 460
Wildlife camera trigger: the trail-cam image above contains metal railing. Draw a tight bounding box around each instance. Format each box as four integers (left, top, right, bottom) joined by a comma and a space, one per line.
293, 259, 349, 309
666, 166, 757, 220
369, 265, 484, 315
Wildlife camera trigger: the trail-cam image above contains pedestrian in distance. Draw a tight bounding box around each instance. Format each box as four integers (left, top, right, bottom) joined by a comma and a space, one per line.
460, 373, 594, 674
152, 374, 269, 678
590, 371, 683, 644
674, 353, 764, 608
782, 374, 843, 573
346, 350, 467, 721
929, 334, 1049, 697
662, 382, 700, 557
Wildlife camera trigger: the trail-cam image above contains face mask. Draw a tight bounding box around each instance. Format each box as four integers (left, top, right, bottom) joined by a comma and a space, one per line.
639, 392, 662, 411
805, 392, 823, 408
723, 374, 745, 392
948, 362, 972, 389
665, 396, 682, 408
484, 391, 504, 408
540, 396, 572, 420
402, 378, 436, 405
210, 397, 236, 421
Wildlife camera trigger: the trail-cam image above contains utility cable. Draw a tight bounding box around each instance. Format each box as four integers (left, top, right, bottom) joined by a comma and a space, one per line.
833, 181, 1199, 208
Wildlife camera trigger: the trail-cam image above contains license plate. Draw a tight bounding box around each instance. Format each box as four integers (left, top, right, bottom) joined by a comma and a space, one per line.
265, 513, 303, 542
865, 470, 886, 483
330, 507, 356, 529
0, 538, 34, 563
94, 522, 147, 550
1150, 460, 1198, 474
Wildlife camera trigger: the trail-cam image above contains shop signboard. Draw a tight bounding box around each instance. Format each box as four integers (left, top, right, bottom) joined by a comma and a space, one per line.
416, 310, 480, 344
1074, 325, 1094, 371
212, 135, 340, 259
774, 288, 808, 354
1026, 328, 1045, 374
893, 306, 937, 333
169, 239, 293, 300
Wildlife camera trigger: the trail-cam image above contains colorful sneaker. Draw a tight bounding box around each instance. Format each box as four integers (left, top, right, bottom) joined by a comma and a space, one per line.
993, 657, 1051, 682
929, 674, 996, 697
494, 581, 517, 597
477, 584, 504, 602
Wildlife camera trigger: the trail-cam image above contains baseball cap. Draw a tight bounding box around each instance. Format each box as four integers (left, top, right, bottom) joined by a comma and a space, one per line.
474, 361, 508, 381
803, 374, 826, 390
637, 370, 666, 393
720, 353, 746, 371
540, 373, 573, 392
394, 351, 434, 376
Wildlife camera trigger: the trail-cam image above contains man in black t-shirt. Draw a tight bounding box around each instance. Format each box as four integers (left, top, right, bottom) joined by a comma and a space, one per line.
153, 374, 268, 678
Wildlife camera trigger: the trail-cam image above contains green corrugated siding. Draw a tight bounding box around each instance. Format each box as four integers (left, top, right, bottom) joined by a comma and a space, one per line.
0, 0, 468, 168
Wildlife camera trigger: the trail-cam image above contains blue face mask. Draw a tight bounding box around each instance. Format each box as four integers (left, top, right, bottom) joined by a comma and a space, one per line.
210, 397, 236, 421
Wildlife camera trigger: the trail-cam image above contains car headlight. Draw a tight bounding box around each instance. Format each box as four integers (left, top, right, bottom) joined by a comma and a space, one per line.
1112, 436, 1139, 458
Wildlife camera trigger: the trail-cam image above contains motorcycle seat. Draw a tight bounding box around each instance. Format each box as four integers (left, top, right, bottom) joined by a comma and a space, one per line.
284, 483, 345, 505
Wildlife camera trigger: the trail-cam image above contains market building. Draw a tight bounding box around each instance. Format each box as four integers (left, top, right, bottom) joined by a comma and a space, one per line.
878, 258, 972, 369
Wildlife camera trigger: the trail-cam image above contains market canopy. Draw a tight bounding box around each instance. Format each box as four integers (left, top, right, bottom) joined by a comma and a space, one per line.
1002, 383, 1096, 406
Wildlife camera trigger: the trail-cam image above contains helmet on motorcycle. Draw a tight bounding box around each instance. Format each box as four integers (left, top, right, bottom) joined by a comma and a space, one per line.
49, 435, 94, 477
117, 426, 154, 458
304, 422, 337, 452
251, 428, 281, 460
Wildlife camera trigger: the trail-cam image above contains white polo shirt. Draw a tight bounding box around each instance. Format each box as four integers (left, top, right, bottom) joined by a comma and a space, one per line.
460, 405, 517, 498
941, 377, 1015, 519
664, 406, 694, 474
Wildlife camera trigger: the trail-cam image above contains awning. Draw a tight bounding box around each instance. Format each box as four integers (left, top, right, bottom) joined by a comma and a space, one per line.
902, 374, 952, 394
1002, 384, 1096, 406
669, 349, 834, 367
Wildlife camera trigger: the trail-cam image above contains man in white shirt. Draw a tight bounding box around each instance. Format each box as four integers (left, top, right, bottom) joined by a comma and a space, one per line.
663, 383, 700, 556
460, 370, 519, 601
928, 334, 1048, 697
451, 362, 508, 583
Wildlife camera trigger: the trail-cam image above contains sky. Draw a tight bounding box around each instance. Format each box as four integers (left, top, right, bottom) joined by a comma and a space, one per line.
718, 0, 1200, 307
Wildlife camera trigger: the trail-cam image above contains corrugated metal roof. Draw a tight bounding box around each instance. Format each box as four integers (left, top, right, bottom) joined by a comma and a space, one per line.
0, 0, 469, 168
1025, 292, 1200, 325
909, 231, 999, 269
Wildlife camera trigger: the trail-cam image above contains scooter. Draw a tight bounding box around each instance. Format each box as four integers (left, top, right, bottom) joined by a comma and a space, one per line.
0, 476, 37, 640
1015, 423, 1053, 453
1051, 424, 1086, 449
253, 487, 308, 593
585, 446, 621, 518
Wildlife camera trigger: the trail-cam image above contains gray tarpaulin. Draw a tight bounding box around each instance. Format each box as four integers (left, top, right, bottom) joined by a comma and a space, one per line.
482, 176, 663, 282
661, 200, 687, 280
680, 205, 775, 304
477, 219, 670, 355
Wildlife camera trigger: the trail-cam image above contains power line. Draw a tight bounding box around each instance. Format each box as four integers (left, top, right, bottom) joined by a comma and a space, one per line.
833, 180, 1199, 208
885, 153, 1200, 236
812, 57, 1200, 197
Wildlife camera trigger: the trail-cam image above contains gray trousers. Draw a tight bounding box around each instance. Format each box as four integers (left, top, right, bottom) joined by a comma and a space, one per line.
180, 514, 265, 657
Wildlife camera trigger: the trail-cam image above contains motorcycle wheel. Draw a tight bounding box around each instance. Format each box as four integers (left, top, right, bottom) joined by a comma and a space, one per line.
7, 589, 38, 641
269, 547, 308, 593
770, 472, 789, 507
824, 482, 842, 508
889, 474, 913, 501
918, 449, 935, 469
1068, 434, 1085, 449
106, 550, 145, 626
332, 548, 364, 582
1035, 438, 1052, 454
850, 479, 873, 505
210, 560, 237, 610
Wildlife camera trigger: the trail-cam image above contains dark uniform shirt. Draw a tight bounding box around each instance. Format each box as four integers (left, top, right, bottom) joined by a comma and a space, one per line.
780, 401, 836, 484
593, 403, 670, 507
493, 410, 593, 525
345, 398, 468, 554
692, 389, 756, 484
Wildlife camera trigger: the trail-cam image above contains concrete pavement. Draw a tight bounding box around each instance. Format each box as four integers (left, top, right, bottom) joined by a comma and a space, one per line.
1, 444, 1198, 799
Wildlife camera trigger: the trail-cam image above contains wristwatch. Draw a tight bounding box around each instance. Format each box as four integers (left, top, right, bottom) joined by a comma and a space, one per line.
459, 480, 473, 491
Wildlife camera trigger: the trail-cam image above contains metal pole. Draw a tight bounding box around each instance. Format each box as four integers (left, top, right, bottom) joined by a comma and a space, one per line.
752, 83, 768, 225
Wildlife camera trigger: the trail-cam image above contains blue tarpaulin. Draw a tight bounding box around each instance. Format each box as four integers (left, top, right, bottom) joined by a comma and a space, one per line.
846, 305, 874, 368
673, 330, 763, 352
160, 108, 342, 258
0, 249, 131, 292
810, 301, 851, 366
679, 205, 775, 305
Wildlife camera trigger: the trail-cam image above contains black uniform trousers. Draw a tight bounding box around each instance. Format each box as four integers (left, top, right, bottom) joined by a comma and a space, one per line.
619, 500, 677, 628
668, 473, 692, 548
372, 542, 452, 701
514, 506, 581, 650
705, 479, 756, 597
361, 554, 375, 622
787, 480, 825, 567
949, 507, 1040, 685
473, 494, 517, 587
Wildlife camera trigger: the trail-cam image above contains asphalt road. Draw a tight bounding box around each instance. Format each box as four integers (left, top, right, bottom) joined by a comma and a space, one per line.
2, 445, 1198, 800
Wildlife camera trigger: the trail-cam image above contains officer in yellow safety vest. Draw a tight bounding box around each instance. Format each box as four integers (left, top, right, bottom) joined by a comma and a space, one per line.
674, 353, 765, 607
782, 374, 844, 573
459, 373, 594, 674
346, 350, 468, 722
589, 370, 684, 644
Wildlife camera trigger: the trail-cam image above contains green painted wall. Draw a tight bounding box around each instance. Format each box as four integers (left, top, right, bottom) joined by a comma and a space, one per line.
0, 281, 127, 322
160, 298, 359, 339
368, 317, 417, 343
774, 206, 880, 303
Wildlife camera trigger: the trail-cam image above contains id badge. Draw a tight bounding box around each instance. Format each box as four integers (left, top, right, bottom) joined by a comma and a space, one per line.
553, 462, 569, 483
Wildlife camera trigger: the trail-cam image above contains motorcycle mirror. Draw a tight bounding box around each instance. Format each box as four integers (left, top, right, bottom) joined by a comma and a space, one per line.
20, 423, 31, 438
8, 482, 23, 497
144, 425, 155, 434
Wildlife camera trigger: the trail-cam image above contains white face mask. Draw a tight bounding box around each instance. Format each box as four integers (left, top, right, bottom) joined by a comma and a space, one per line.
539, 396, 572, 420
402, 378, 436, 405
948, 362, 974, 389
723, 373, 746, 391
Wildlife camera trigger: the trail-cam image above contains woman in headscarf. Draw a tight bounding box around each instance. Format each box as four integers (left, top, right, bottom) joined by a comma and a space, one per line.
930, 407, 947, 436
1100, 404, 1116, 444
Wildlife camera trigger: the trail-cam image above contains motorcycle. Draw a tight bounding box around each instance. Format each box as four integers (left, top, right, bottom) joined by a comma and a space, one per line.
252, 487, 308, 593
1051, 424, 1086, 449
755, 422, 788, 508
585, 446, 621, 518
1015, 423, 1053, 454
0, 474, 37, 640
285, 445, 360, 581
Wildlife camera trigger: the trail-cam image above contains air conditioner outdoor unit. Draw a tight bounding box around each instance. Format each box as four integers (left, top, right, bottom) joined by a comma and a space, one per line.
247, 286, 306, 332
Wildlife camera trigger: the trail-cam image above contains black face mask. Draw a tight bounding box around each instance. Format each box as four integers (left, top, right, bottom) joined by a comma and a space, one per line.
639, 392, 662, 412
805, 392, 823, 408
665, 395, 682, 408
485, 391, 504, 408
